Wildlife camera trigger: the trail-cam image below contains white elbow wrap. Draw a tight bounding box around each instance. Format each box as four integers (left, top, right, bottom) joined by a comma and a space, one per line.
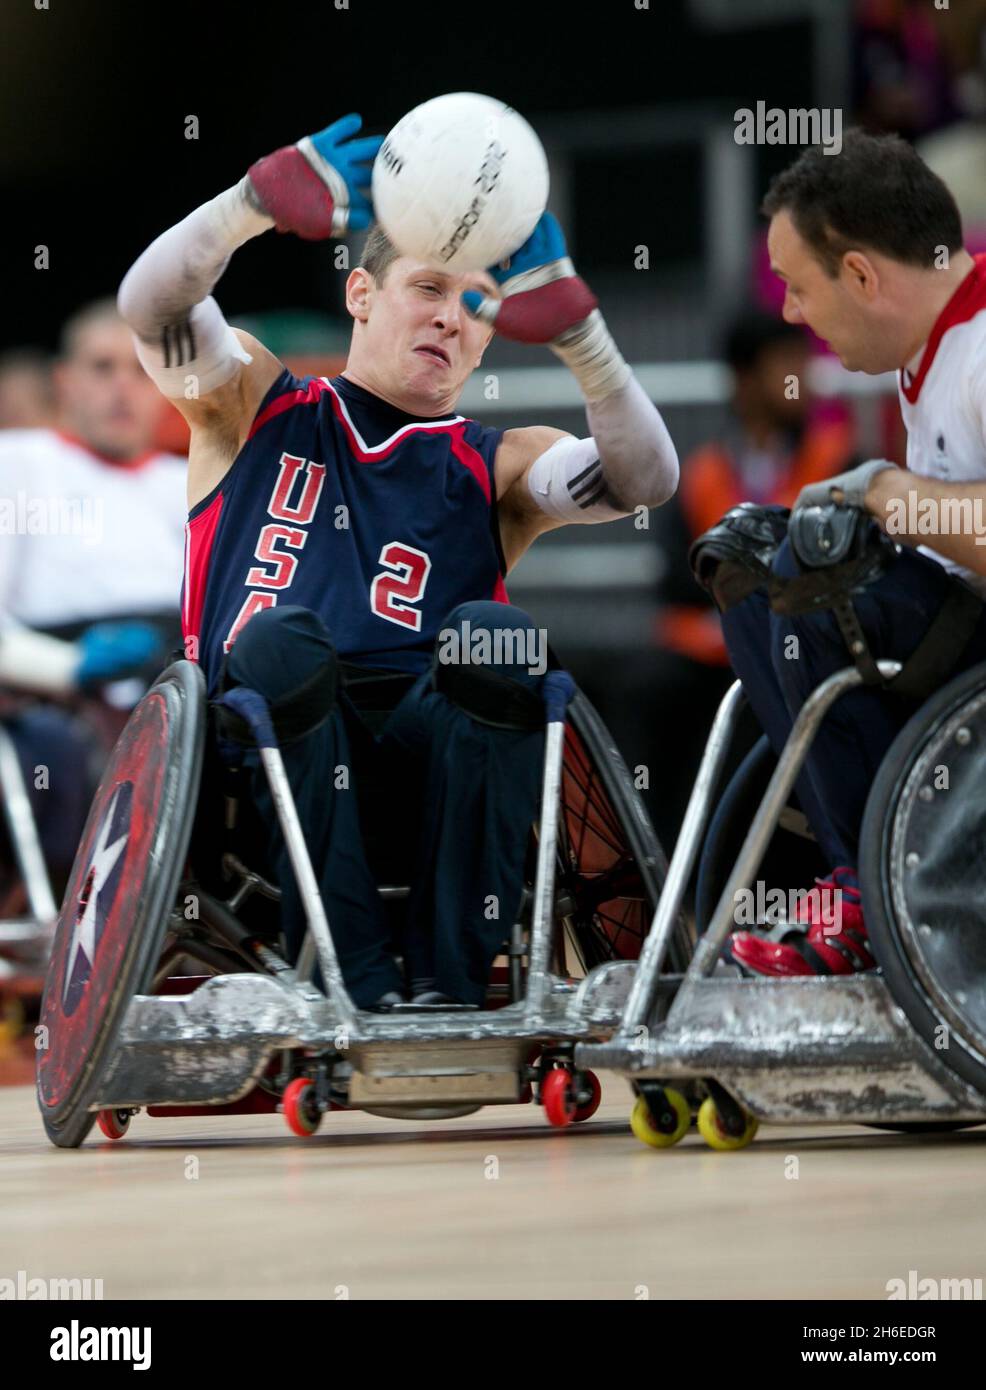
0, 625, 78, 696
526, 436, 629, 523
131, 296, 253, 400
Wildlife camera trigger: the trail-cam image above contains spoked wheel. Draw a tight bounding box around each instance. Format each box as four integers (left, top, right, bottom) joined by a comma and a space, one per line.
554, 692, 692, 974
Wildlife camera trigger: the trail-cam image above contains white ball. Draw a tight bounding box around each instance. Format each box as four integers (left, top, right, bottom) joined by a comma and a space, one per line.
372, 92, 549, 274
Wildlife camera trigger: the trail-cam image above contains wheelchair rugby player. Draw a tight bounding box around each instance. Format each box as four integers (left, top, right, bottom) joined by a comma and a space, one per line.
113, 112, 680, 1014
574, 132, 986, 1151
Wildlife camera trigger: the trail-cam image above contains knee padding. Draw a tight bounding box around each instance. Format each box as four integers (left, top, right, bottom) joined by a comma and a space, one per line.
215, 605, 338, 745
689, 503, 791, 612
431, 601, 547, 730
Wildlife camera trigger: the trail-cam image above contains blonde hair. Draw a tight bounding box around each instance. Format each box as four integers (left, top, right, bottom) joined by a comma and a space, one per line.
359, 223, 400, 285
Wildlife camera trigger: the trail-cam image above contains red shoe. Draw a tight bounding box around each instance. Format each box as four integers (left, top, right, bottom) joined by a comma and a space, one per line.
728, 868, 875, 977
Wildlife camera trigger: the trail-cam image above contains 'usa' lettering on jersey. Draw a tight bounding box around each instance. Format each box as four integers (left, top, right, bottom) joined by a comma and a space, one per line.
182, 372, 508, 694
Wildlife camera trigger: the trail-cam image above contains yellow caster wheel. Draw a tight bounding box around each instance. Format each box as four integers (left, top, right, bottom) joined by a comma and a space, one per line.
630, 1089, 690, 1148
697, 1096, 759, 1150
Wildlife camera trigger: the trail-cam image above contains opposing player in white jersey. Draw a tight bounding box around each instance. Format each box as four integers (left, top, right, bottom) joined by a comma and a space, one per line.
0, 300, 187, 888
699, 130, 986, 976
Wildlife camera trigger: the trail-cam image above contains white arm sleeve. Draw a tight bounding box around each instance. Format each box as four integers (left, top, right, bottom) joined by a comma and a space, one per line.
526, 377, 680, 524
117, 179, 272, 399
585, 375, 679, 510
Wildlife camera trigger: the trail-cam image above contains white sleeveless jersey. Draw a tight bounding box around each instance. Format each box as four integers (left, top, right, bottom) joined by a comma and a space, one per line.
897, 252, 986, 595
0, 428, 187, 628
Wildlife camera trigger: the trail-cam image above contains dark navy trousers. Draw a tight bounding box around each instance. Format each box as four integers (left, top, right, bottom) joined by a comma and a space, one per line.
2, 706, 95, 886
720, 537, 986, 873
220, 602, 546, 1007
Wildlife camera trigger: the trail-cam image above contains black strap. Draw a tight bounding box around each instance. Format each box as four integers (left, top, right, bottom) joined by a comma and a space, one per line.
831, 596, 883, 685
768, 553, 890, 685
339, 663, 420, 737
766, 551, 888, 617
890, 579, 985, 701
431, 662, 545, 731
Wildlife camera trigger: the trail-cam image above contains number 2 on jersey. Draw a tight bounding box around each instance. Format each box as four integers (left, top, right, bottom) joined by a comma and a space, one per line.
370, 542, 432, 631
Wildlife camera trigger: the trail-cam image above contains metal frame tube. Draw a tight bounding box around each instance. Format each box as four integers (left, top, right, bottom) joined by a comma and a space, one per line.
257, 744, 358, 1033
522, 718, 568, 1019
614, 680, 747, 1044
0, 721, 58, 925
676, 660, 902, 1001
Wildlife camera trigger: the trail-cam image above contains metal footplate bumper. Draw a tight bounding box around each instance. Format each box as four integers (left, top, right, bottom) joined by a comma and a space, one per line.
95, 975, 320, 1108
577, 974, 986, 1123
91, 962, 638, 1111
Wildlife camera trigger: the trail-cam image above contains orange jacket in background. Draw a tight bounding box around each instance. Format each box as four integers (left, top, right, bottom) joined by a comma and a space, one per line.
657, 416, 857, 666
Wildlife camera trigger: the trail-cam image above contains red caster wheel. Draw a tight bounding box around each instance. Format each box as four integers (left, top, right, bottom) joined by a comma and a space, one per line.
282, 1078, 322, 1137
96, 1108, 134, 1140
541, 1067, 576, 1128
572, 1070, 602, 1122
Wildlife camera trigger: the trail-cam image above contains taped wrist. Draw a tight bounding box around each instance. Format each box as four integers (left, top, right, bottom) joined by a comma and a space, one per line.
550, 308, 631, 403
526, 436, 629, 523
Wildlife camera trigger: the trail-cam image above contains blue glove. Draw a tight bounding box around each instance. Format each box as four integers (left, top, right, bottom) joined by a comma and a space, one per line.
308, 115, 382, 231
76, 622, 161, 689
248, 114, 382, 239
483, 211, 571, 287
461, 212, 597, 343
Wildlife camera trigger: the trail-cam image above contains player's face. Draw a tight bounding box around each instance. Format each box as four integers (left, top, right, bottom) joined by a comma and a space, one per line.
768, 211, 889, 374
369, 259, 498, 407
55, 319, 162, 460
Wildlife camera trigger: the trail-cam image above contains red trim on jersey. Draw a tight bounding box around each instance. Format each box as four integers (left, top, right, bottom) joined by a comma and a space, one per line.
492, 574, 510, 603
247, 378, 332, 440
54, 429, 158, 471
183, 491, 224, 653
900, 252, 986, 404
448, 426, 492, 503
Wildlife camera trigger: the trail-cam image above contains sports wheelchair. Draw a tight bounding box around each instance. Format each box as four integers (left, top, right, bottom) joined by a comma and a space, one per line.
36, 660, 691, 1146
581, 506, 986, 1148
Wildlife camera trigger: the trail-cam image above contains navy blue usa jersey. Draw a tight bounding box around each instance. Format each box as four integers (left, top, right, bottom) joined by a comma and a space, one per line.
183, 372, 508, 695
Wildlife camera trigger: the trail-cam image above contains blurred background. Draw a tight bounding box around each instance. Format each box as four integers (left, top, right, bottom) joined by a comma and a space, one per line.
4, 0, 986, 856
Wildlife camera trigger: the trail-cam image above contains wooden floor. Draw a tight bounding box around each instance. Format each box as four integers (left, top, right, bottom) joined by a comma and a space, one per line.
4, 1076, 986, 1300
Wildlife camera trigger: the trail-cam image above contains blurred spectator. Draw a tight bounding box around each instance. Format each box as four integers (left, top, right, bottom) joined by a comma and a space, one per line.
918, 15, 986, 251
1, 297, 186, 641
600, 312, 858, 859
0, 349, 55, 430
853, 0, 960, 141
0, 298, 187, 889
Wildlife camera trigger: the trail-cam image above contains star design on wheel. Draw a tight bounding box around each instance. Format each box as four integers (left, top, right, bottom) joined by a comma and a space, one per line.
62, 786, 129, 1007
